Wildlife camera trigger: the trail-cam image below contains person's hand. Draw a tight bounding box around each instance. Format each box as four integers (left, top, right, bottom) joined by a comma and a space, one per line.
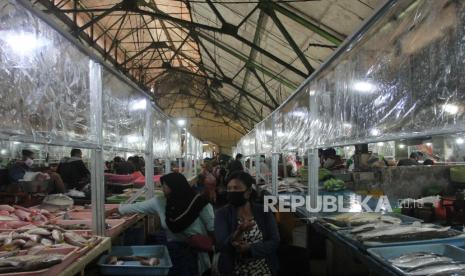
232, 241, 250, 253
105, 208, 119, 218
232, 220, 255, 241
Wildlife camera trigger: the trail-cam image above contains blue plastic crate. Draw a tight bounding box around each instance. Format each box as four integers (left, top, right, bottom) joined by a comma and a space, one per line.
98, 245, 172, 275
368, 243, 465, 275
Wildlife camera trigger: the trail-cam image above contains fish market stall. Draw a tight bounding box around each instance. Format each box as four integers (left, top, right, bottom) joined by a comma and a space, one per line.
0, 0, 203, 274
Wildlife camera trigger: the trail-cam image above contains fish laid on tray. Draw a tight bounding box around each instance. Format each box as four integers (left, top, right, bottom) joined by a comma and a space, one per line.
323, 212, 402, 227
106, 255, 160, 266
0, 253, 64, 273
387, 251, 465, 275
354, 223, 460, 243
0, 225, 100, 251
0, 205, 53, 228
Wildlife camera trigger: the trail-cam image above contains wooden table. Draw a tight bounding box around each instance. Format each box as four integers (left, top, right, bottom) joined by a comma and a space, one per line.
59, 237, 111, 276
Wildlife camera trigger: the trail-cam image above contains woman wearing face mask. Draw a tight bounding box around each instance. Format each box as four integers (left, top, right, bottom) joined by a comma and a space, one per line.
106, 172, 214, 276
214, 171, 279, 276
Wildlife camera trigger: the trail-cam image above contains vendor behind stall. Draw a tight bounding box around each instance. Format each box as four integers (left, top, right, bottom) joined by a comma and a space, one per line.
106, 172, 214, 276
321, 148, 345, 170
8, 149, 65, 193
397, 152, 420, 166
57, 149, 90, 190
113, 156, 135, 175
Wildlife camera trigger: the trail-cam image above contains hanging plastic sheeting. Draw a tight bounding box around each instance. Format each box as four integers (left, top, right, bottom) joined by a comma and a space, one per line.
307, 0, 465, 148
242, 130, 256, 156
102, 69, 146, 152
0, 0, 97, 147
169, 125, 182, 159
152, 113, 168, 158
255, 118, 273, 156
280, 89, 311, 151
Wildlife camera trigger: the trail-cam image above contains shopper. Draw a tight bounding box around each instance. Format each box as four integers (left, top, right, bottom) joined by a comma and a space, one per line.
106, 172, 214, 276
57, 148, 90, 190
321, 148, 345, 170
200, 163, 217, 203
113, 156, 135, 175
8, 149, 65, 193
227, 154, 244, 176
214, 171, 279, 276
397, 152, 420, 166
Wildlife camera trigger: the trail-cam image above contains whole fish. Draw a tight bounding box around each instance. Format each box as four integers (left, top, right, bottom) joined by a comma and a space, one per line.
0, 206, 15, 212
14, 209, 31, 221
41, 224, 66, 232
51, 230, 63, 243
21, 254, 63, 271
140, 257, 160, 266
350, 222, 391, 234
394, 256, 452, 269
40, 238, 53, 246
356, 225, 452, 242
390, 252, 439, 264
0, 215, 17, 221
63, 232, 87, 247
408, 264, 465, 275
428, 268, 465, 276
23, 240, 38, 249
27, 228, 51, 236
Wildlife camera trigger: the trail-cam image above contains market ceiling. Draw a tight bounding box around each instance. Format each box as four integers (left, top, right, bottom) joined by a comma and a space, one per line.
35, 0, 384, 150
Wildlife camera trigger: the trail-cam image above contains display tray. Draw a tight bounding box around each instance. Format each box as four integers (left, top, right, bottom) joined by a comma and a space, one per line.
53, 219, 126, 238
367, 243, 465, 276
338, 227, 465, 248
0, 246, 78, 276
106, 195, 145, 204
98, 245, 172, 275
318, 213, 423, 229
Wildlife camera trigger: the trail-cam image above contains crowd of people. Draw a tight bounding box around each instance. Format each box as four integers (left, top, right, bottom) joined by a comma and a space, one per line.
106, 153, 280, 276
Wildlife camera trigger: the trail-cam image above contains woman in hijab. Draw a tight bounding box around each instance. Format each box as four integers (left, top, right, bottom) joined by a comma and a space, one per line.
106, 172, 214, 276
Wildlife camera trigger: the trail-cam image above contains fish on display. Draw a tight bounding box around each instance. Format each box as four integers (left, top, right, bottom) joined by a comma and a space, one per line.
428, 269, 465, 276
394, 256, 453, 270
106, 255, 160, 267
51, 229, 64, 243
355, 224, 457, 243
63, 232, 88, 247
0, 254, 64, 273
390, 252, 440, 264
408, 264, 465, 275
325, 212, 402, 227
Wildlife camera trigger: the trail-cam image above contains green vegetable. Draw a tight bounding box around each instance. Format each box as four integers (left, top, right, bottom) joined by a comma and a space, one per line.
319, 168, 332, 181
323, 178, 345, 191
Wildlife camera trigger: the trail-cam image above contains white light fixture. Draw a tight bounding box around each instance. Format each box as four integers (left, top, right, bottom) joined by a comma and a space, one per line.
343, 123, 352, 128
443, 104, 459, 115
370, 128, 380, 136
150, 87, 154, 93
277, 132, 285, 137
309, 90, 316, 96
177, 119, 186, 127
456, 138, 464, 145
399, 144, 405, 149
126, 135, 140, 143
0, 149, 7, 155
130, 99, 146, 111
265, 130, 273, 136
290, 110, 306, 118
202, 143, 209, 146
2, 31, 48, 55
377, 142, 384, 146
425, 142, 432, 146
353, 81, 376, 93
13, 141, 20, 145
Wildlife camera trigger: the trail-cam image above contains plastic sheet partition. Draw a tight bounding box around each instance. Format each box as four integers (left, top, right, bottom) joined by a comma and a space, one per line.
307, 0, 465, 148
280, 89, 311, 151
0, 0, 97, 147
102, 69, 146, 152
153, 115, 168, 158
169, 125, 182, 159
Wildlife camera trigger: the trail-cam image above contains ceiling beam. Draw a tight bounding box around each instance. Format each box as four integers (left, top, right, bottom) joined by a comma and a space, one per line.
251, 68, 279, 107
264, 7, 314, 74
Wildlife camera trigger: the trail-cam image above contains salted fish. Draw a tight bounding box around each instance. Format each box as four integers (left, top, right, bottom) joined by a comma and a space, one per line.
389, 252, 439, 264
356, 225, 451, 242
408, 264, 465, 276
394, 256, 453, 269
428, 269, 465, 276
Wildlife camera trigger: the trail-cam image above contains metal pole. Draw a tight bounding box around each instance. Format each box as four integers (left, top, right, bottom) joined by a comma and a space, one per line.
255, 155, 260, 185
89, 60, 105, 236
165, 120, 171, 174
308, 148, 319, 210
271, 113, 278, 196
145, 107, 154, 199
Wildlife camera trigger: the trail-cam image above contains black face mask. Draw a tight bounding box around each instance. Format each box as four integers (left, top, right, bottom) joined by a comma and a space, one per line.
227, 191, 247, 207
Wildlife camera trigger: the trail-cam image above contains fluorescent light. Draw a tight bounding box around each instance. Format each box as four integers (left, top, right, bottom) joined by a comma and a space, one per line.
343, 123, 352, 128
277, 132, 285, 137
2, 31, 48, 55
370, 128, 380, 136
126, 135, 140, 143
150, 87, 154, 93
177, 119, 186, 127
265, 130, 273, 136
290, 110, 306, 118
309, 90, 316, 96
353, 81, 376, 93
130, 99, 146, 111
202, 143, 209, 146
456, 138, 464, 145
443, 104, 459, 115
425, 142, 432, 146
0, 149, 7, 155
13, 141, 20, 145
377, 142, 384, 146
399, 144, 405, 149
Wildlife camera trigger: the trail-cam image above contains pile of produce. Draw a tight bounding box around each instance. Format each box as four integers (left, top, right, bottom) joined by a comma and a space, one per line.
319, 168, 332, 181
388, 251, 465, 275
324, 212, 401, 227
106, 255, 160, 266
0, 225, 99, 251
323, 178, 345, 191
0, 252, 65, 273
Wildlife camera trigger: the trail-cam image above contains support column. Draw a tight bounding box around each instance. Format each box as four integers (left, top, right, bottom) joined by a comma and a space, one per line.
145, 106, 154, 199
165, 120, 171, 174
308, 148, 319, 210
89, 60, 105, 236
